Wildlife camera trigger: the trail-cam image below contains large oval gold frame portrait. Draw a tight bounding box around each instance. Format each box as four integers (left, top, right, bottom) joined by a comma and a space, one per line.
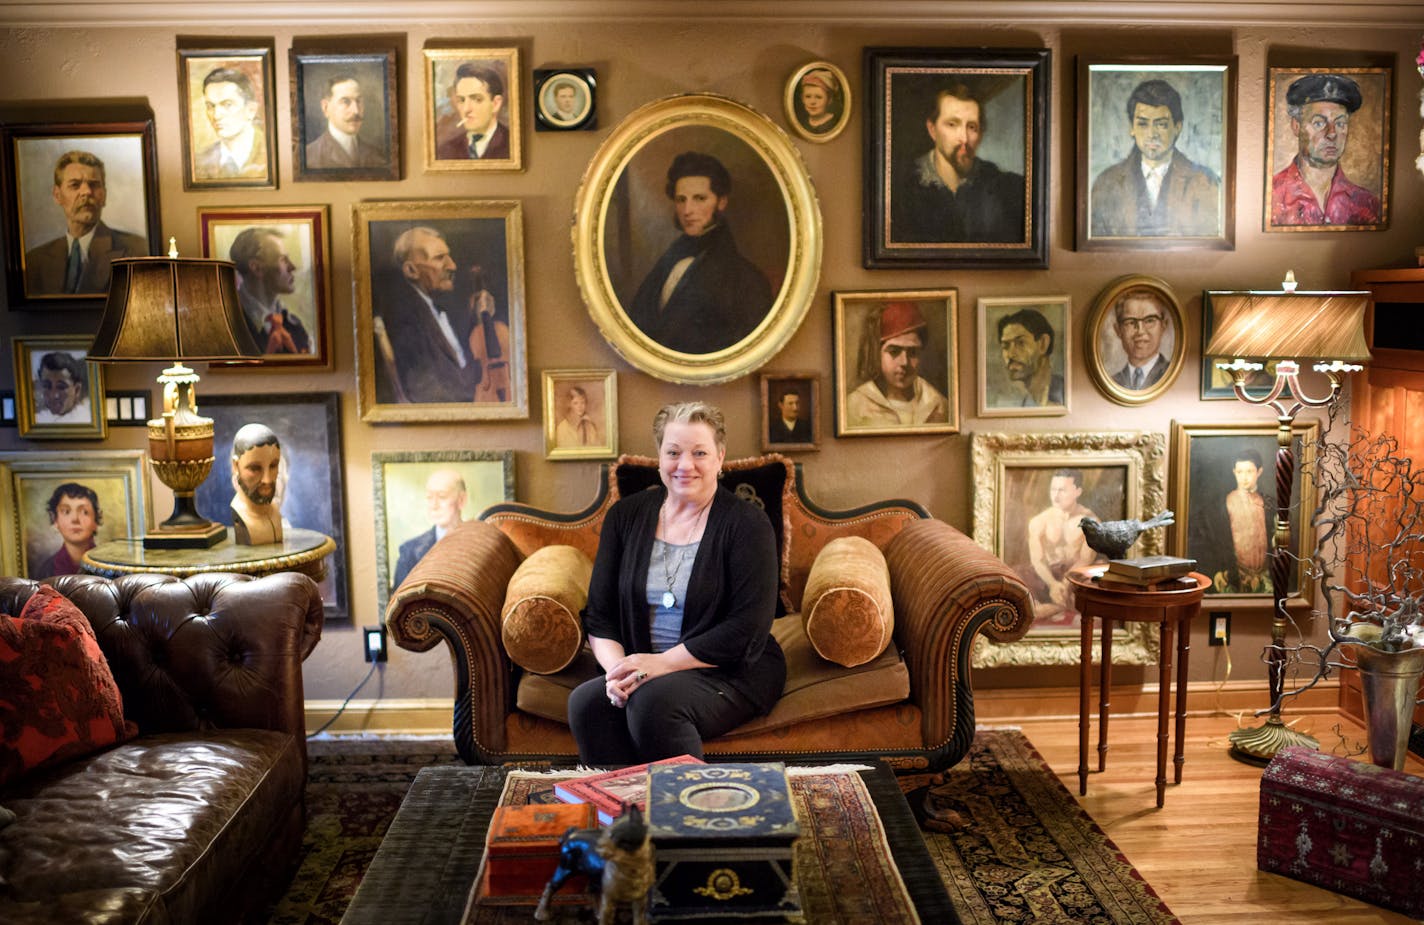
573, 93, 822, 385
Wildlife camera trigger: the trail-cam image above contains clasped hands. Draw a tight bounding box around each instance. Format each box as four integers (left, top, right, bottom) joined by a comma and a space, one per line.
605, 656, 659, 708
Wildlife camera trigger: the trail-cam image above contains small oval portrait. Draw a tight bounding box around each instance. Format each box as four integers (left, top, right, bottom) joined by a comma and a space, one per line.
1085, 275, 1184, 406
574, 94, 821, 384
535, 69, 595, 131
783, 60, 851, 143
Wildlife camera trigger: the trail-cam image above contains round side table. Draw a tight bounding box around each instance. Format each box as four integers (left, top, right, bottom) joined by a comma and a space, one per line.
82, 526, 335, 582
1067, 565, 1209, 808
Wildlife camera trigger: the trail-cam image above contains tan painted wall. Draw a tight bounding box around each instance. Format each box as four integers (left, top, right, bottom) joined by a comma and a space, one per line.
2, 10, 1421, 709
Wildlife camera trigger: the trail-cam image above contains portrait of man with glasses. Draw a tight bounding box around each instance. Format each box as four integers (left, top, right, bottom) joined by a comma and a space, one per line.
1108, 287, 1171, 390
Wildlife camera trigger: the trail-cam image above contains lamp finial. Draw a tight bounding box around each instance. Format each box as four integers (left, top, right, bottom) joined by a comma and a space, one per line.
1282, 270, 1297, 293
167, 237, 179, 259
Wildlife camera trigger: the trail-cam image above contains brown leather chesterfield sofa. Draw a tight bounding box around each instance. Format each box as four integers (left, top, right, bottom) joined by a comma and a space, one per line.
387, 455, 1033, 772
0, 572, 323, 925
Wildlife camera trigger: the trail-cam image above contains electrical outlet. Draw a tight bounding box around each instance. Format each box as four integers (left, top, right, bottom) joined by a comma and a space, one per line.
1209, 612, 1230, 646
363, 625, 388, 663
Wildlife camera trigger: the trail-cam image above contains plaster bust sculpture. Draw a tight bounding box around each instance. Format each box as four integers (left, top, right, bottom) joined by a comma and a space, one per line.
229, 422, 285, 545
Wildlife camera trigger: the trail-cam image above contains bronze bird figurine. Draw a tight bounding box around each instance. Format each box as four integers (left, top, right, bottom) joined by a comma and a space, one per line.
1079, 510, 1175, 560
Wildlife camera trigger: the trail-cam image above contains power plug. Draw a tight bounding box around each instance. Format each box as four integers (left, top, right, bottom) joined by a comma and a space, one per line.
363, 625, 388, 663
1209, 612, 1230, 646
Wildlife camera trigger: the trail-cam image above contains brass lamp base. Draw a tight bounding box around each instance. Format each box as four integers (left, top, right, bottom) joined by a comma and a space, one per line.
1228, 715, 1319, 765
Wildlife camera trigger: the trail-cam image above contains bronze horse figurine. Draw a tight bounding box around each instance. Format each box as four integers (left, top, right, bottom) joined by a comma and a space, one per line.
534, 802, 653, 924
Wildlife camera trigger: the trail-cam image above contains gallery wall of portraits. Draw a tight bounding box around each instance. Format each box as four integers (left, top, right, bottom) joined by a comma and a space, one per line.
0, 7, 1420, 703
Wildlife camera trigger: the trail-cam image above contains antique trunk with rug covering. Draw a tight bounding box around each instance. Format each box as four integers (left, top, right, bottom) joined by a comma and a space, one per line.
1258, 745, 1424, 918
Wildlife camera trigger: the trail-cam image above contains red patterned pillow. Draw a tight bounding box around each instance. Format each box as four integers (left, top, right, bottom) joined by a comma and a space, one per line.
0, 585, 134, 786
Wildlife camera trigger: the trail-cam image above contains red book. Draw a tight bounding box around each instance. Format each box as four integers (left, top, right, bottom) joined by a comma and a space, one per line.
553, 754, 704, 825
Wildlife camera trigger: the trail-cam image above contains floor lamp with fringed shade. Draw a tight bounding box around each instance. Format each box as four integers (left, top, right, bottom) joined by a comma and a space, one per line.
88, 243, 262, 549
1206, 276, 1372, 763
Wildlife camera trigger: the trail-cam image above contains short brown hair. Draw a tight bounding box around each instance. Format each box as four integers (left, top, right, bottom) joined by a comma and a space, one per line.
652, 401, 725, 451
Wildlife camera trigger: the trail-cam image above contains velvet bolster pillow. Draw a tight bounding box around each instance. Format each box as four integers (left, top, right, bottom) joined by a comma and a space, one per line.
801, 536, 894, 667
501, 545, 593, 675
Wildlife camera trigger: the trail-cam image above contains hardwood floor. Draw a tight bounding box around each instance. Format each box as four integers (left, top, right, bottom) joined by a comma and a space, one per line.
1007, 710, 1422, 924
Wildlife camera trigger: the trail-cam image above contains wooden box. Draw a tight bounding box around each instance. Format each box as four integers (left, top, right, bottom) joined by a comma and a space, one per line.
646, 762, 801, 921
1258, 746, 1424, 918
484, 802, 595, 898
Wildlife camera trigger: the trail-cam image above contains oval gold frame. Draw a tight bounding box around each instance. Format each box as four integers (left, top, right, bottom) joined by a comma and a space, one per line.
1085, 274, 1185, 406
783, 60, 851, 143
572, 93, 822, 385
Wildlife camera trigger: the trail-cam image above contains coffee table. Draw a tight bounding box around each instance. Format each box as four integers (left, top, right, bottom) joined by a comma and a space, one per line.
340, 762, 956, 924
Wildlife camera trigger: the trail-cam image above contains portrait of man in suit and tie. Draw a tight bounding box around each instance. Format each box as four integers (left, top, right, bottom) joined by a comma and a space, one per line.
426, 49, 521, 170
180, 56, 275, 188
763, 376, 817, 449
20, 148, 149, 299
1087, 278, 1183, 403
293, 51, 397, 180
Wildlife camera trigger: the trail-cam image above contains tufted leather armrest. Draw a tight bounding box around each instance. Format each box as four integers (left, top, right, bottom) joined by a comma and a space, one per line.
884, 519, 1034, 756
0, 572, 323, 759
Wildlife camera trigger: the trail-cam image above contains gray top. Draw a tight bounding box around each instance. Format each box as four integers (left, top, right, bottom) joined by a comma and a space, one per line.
646, 537, 699, 653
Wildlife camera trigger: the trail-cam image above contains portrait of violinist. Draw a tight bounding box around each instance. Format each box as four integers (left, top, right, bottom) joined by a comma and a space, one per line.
372, 223, 515, 407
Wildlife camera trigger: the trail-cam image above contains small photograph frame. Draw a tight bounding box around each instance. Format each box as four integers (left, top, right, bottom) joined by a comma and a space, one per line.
977, 294, 1071, 418
970, 430, 1167, 668
760, 371, 820, 452
1076, 57, 1236, 251
290, 46, 399, 182
534, 68, 596, 132
542, 369, 617, 460
372, 449, 514, 612
863, 46, 1050, 269
1, 112, 160, 308
192, 392, 351, 621
1169, 420, 1318, 610
198, 205, 332, 370
353, 198, 528, 423
1084, 274, 1185, 406
832, 288, 958, 437
13, 335, 106, 440
572, 93, 822, 385
0, 449, 150, 579
424, 47, 523, 170
783, 60, 851, 143
1264, 66, 1391, 233
176, 43, 279, 190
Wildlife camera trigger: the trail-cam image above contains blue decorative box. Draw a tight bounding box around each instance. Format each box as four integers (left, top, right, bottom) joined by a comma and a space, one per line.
646, 762, 801, 920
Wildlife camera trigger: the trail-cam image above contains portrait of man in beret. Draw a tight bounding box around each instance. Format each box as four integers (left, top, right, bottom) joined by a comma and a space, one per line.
1270, 72, 1383, 228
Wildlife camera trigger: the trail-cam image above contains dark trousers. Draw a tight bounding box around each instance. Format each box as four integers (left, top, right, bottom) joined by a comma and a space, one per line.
567, 669, 758, 767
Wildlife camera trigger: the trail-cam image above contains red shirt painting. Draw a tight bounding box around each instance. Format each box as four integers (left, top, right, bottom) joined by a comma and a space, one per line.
1271, 158, 1381, 226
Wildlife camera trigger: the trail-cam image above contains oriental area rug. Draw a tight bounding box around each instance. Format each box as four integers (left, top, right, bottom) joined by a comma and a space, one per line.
254, 729, 1178, 925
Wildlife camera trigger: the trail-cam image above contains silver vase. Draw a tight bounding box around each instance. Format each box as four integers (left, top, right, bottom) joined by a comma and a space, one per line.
1353, 644, 1424, 771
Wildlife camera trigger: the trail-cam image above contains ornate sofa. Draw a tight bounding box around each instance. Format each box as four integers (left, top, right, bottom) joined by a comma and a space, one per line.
0, 572, 324, 925
387, 454, 1032, 771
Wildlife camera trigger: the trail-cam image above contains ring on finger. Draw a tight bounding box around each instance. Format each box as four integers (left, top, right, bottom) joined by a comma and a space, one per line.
636, 671, 648, 681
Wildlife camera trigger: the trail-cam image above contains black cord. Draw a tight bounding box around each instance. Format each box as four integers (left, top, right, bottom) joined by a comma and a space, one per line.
306, 661, 379, 739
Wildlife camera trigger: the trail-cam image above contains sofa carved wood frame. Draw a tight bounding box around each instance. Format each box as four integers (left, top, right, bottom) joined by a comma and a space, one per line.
386, 454, 1034, 771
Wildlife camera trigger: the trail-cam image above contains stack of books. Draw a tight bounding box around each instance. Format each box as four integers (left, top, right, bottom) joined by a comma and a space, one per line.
552, 754, 703, 825
1098, 555, 1196, 590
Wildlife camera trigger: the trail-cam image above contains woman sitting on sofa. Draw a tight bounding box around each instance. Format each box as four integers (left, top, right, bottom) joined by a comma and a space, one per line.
568, 400, 786, 766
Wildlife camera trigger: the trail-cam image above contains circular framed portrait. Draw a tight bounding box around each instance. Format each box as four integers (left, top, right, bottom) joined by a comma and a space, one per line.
1085, 274, 1185, 406
783, 60, 851, 143
534, 68, 596, 131
573, 93, 822, 385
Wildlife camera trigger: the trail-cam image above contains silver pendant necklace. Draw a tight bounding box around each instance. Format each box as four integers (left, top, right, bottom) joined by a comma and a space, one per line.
658, 498, 710, 608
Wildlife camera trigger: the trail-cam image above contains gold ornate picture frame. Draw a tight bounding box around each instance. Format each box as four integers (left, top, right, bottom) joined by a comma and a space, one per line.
176, 43, 278, 191
572, 93, 822, 385
353, 199, 527, 422
543, 368, 618, 461
1085, 274, 1185, 406
970, 430, 1167, 668
1168, 420, 1318, 610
